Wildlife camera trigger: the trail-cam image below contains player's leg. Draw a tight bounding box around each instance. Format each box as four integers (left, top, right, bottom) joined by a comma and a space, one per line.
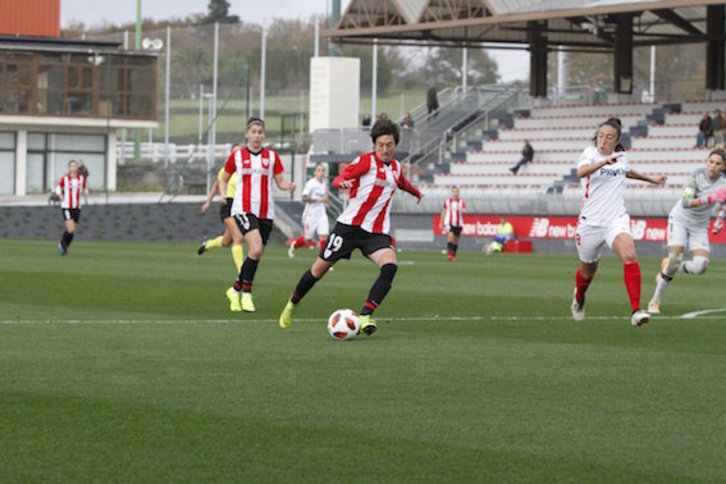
223, 216, 244, 273
280, 254, 336, 329
201, 199, 233, 255
648, 219, 687, 313
60, 215, 77, 254
200, 234, 225, 254
450, 228, 461, 261
280, 224, 350, 328
571, 224, 605, 321
356, 247, 398, 336
232, 229, 265, 312
648, 246, 684, 314
446, 230, 455, 260
679, 226, 710, 276
611, 232, 649, 326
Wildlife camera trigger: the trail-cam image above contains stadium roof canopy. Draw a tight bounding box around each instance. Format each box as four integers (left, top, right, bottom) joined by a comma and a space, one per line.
329, 0, 726, 51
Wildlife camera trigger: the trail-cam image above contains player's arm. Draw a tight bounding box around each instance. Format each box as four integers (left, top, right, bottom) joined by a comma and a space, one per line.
201, 179, 221, 213
332, 157, 370, 189
397, 172, 422, 203
272, 153, 295, 193
714, 207, 726, 234
218, 153, 236, 205
576, 152, 623, 178
274, 173, 296, 193
626, 169, 667, 187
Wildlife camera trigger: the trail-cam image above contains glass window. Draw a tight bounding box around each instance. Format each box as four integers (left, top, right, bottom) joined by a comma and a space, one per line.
25, 153, 45, 194
48, 134, 105, 152
129, 66, 153, 93
55, 152, 105, 190
129, 94, 153, 118
0, 152, 15, 194
28, 133, 46, 150
0, 132, 15, 149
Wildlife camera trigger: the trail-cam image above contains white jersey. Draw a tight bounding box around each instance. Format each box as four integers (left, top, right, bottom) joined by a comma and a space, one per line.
302, 177, 328, 221
578, 146, 629, 226
669, 168, 726, 228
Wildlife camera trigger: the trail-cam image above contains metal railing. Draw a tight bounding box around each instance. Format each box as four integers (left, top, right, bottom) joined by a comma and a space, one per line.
401, 83, 524, 168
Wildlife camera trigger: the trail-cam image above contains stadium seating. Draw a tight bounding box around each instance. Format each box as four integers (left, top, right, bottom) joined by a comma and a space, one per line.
420, 100, 721, 198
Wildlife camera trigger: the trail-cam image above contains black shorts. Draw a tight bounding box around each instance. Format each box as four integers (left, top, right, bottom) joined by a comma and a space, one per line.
320, 223, 393, 262
61, 208, 81, 223
219, 198, 233, 223
449, 226, 462, 237
234, 212, 273, 245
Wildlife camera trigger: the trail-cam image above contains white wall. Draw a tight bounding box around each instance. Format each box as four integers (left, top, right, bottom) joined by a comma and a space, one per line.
309, 57, 360, 132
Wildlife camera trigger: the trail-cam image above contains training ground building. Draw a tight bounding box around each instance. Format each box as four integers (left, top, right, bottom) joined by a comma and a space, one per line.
0, 36, 157, 195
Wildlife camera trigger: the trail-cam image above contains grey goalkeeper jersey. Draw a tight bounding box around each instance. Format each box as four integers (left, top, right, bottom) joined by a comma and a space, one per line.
669, 168, 726, 228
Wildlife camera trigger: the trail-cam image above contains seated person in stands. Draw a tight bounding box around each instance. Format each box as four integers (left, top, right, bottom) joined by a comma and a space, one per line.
401, 112, 414, 129
362, 113, 372, 127
697, 112, 711, 148
485, 217, 514, 255
510, 140, 534, 174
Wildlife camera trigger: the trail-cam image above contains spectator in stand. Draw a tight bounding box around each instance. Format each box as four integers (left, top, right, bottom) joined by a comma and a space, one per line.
401, 112, 414, 129
510, 140, 534, 174
712, 109, 724, 146
427, 86, 439, 116
697, 112, 711, 148
485, 217, 514, 255
377, 112, 389, 121
362, 113, 372, 127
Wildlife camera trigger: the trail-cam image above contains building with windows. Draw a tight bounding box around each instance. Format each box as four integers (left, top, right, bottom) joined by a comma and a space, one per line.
0, 37, 158, 195
0, 0, 157, 195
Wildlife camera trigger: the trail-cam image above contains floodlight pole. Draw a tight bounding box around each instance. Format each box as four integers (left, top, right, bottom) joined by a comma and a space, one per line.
371, 38, 378, 121
260, 25, 267, 118
134, 0, 142, 164
210, 22, 219, 174
163, 25, 171, 168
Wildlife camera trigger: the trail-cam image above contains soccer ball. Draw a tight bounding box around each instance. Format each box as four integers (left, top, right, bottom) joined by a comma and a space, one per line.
327, 309, 360, 340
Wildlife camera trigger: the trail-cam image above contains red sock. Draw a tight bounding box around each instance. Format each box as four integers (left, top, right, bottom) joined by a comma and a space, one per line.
623, 261, 641, 312
293, 236, 305, 250
575, 269, 591, 303
319, 238, 326, 251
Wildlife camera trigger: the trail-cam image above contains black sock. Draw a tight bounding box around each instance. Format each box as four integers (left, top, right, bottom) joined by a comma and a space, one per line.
361, 263, 398, 316
452, 243, 458, 255
291, 269, 320, 304
446, 242, 454, 254
61, 231, 74, 248
235, 257, 259, 293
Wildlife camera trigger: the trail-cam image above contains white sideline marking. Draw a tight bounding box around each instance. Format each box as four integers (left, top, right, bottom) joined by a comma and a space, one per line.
1, 313, 725, 325
679, 308, 726, 319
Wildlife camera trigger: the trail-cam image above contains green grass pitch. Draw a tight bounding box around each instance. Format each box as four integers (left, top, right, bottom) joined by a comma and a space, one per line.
2, 239, 726, 482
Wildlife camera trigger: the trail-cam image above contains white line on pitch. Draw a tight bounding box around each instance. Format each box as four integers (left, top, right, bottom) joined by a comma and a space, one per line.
1, 313, 726, 325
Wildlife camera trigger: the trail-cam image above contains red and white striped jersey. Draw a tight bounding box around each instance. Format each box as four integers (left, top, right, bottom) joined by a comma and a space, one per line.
225, 147, 284, 219
56, 174, 87, 209
443, 198, 466, 227
334, 152, 420, 234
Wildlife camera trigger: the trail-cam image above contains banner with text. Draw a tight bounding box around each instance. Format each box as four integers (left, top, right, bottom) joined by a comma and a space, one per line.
432, 215, 726, 244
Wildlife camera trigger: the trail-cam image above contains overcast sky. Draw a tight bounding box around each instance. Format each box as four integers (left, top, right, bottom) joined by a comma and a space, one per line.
60, 0, 528, 81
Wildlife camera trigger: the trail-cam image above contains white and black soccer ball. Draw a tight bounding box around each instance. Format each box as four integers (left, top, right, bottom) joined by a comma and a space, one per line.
327, 309, 360, 340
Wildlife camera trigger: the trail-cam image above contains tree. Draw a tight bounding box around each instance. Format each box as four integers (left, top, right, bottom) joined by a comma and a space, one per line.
200, 0, 240, 25
422, 46, 499, 87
